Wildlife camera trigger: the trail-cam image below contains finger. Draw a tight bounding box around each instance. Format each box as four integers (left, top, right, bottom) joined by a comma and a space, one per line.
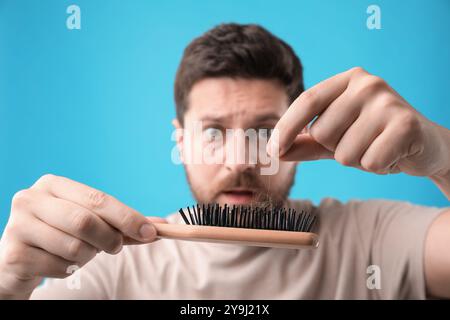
360, 124, 411, 174
387, 162, 402, 174
27, 192, 123, 254
13, 216, 97, 264
123, 217, 168, 245
146, 216, 168, 224
2, 242, 77, 280
280, 134, 334, 161
308, 89, 361, 151
33, 175, 156, 242
333, 112, 385, 168
268, 68, 355, 156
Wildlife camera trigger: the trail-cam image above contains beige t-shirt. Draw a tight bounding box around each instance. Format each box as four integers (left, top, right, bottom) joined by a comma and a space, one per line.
31, 198, 447, 300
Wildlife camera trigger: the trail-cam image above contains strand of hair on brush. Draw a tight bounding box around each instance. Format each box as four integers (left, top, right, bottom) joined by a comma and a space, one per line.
178, 204, 316, 233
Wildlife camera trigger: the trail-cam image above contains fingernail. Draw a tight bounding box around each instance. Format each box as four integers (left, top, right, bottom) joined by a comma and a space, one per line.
112, 244, 123, 254
139, 223, 156, 241
111, 237, 124, 254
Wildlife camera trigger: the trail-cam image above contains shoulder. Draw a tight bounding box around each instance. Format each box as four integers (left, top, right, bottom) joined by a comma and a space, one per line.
288, 197, 446, 237
292, 197, 446, 218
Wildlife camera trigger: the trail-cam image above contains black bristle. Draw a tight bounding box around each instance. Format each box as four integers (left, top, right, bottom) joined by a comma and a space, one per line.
178, 208, 190, 225
196, 204, 201, 225
192, 205, 198, 225
187, 207, 194, 225
239, 206, 244, 227
201, 204, 205, 225
178, 204, 316, 233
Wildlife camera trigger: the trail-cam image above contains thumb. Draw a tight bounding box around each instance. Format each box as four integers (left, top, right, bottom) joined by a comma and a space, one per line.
123, 216, 168, 245
279, 134, 334, 161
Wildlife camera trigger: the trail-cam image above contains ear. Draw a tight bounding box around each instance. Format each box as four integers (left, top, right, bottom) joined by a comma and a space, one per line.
172, 118, 185, 163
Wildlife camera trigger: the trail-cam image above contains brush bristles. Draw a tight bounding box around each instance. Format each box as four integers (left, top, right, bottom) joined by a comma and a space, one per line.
178, 204, 316, 233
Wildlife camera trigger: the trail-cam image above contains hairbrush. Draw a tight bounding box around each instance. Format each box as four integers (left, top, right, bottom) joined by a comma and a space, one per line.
152, 204, 319, 249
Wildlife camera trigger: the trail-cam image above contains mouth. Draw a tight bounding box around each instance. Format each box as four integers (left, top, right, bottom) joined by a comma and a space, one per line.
219, 188, 255, 205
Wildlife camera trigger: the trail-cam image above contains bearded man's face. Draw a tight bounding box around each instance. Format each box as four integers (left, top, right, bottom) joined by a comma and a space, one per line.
173, 78, 297, 207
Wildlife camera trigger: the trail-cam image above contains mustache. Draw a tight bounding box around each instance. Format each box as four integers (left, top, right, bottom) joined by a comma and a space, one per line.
216, 171, 264, 191
213, 172, 274, 204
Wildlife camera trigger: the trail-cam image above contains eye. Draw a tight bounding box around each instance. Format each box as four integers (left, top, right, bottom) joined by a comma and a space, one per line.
204, 127, 222, 142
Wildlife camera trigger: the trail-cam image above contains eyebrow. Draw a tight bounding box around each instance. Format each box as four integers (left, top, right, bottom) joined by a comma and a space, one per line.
200, 113, 281, 124
253, 113, 281, 123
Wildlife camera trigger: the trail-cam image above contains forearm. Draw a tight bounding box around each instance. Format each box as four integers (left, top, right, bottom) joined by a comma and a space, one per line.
431, 169, 450, 200
0, 278, 34, 300
429, 125, 450, 200
0, 291, 32, 300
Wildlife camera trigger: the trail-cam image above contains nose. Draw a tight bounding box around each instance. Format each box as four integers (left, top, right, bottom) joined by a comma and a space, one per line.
225, 161, 256, 173
224, 131, 257, 173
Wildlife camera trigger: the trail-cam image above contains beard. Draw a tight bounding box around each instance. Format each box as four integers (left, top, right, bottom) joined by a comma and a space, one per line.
185, 166, 296, 208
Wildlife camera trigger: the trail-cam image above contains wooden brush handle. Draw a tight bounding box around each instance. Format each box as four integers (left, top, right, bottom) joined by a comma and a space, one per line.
153, 223, 319, 249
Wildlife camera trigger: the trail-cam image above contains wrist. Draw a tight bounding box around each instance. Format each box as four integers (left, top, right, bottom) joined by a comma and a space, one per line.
0, 283, 34, 300
0, 291, 33, 300
430, 168, 450, 200
429, 124, 450, 199
0, 269, 37, 300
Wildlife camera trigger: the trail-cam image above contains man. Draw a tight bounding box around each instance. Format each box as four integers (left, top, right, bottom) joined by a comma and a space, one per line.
0, 23, 449, 299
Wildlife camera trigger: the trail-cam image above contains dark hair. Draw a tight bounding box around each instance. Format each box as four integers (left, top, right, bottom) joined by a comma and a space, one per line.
174, 23, 304, 124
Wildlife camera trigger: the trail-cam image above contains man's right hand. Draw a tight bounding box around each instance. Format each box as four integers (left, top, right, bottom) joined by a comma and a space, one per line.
0, 174, 164, 299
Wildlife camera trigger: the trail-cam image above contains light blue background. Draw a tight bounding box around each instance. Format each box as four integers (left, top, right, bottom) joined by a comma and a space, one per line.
1, 0, 449, 233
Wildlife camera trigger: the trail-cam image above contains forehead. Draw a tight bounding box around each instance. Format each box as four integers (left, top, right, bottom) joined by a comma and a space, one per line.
186, 78, 289, 126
